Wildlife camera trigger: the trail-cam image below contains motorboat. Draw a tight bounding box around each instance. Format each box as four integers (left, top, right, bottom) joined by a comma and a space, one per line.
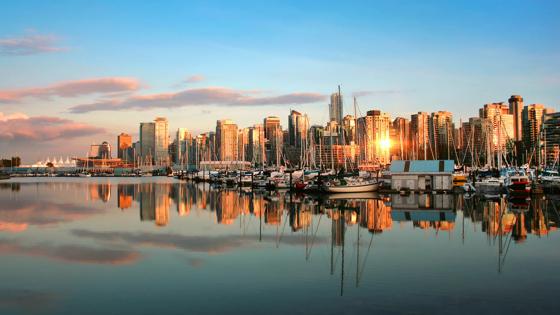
475, 177, 503, 195
504, 170, 531, 195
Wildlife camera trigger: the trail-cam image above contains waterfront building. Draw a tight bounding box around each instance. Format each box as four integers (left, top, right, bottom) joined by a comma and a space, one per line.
117, 133, 132, 162
509, 95, 524, 142
391, 117, 410, 160
264, 116, 283, 166
329, 87, 343, 124
175, 128, 192, 166
479, 103, 514, 153
247, 124, 266, 166
216, 119, 238, 161
390, 160, 454, 192
410, 112, 431, 160
522, 104, 554, 157
542, 112, 560, 166
140, 122, 156, 164
429, 111, 454, 160
154, 117, 169, 165
238, 127, 250, 161
357, 110, 391, 166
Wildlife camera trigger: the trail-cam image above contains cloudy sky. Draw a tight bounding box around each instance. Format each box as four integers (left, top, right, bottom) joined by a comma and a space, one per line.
1, 0, 559, 162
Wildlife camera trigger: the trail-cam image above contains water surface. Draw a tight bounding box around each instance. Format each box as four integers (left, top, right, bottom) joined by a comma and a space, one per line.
1, 177, 559, 314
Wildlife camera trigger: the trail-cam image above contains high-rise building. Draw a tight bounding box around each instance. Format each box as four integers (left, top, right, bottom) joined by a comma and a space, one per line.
508, 95, 524, 142
288, 110, 309, 147
175, 128, 192, 165
117, 133, 132, 162
479, 103, 514, 152
342, 115, 356, 144
429, 111, 454, 160
410, 112, 431, 160
392, 117, 410, 160
264, 116, 283, 166
543, 112, 560, 166
357, 110, 391, 165
216, 119, 238, 161
248, 124, 266, 166
329, 87, 343, 124
522, 104, 551, 152
154, 117, 169, 165
238, 127, 250, 161
140, 122, 155, 163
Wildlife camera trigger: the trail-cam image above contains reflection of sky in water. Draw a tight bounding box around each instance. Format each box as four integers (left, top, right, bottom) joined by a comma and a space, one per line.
1, 177, 559, 314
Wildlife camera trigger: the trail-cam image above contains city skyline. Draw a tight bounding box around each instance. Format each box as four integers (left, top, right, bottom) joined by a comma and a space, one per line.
1, 0, 559, 161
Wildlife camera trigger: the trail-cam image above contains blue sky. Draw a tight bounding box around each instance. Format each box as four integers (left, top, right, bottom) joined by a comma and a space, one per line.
0, 0, 559, 161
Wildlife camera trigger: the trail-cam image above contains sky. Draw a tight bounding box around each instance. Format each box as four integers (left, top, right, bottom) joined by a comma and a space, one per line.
0, 0, 559, 162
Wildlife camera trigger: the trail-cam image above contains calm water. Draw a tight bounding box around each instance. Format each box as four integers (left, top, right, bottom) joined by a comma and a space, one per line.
1, 177, 559, 314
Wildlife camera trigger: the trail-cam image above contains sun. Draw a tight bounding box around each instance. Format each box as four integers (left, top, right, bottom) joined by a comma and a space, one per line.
380, 138, 391, 150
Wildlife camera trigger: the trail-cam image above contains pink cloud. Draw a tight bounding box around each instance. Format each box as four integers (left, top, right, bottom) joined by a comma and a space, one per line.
185, 74, 205, 84
69, 86, 326, 113
0, 77, 141, 103
0, 33, 66, 56
0, 112, 105, 142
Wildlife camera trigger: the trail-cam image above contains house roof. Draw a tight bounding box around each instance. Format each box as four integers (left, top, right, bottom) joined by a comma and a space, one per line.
389, 160, 454, 173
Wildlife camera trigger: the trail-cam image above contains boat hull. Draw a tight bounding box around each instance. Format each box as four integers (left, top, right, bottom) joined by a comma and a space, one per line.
325, 183, 378, 193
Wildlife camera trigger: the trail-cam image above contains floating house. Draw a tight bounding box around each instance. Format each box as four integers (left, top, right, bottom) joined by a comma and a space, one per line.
390, 160, 454, 192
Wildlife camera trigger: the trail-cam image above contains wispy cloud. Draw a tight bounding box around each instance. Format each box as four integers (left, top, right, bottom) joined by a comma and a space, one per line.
69, 87, 326, 113
352, 89, 403, 98
0, 113, 105, 142
185, 74, 205, 84
0, 33, 66, 56
0, 77, 141, 103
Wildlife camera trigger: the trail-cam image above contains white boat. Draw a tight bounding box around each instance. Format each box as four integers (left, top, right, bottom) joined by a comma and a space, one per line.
474, 177, 503, 195
324, 178, 378, 193
78, 173, 91, 178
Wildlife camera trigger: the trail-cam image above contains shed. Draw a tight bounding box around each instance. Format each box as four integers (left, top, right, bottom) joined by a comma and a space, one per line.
389, 160, 454, 191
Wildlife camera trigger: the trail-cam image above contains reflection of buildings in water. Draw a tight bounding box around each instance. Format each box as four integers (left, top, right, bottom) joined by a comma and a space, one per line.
88, 183, 111, 202
359, 199, 392, 233
331, 211, 345, 247
391, 194, 456, 231
215, 190, 242, 225
265, 199, 283, 226
117, 184, 134, 210
482, 199, 515, 236
138, 183, 171, 226
289, 205, 312, 232
176, 183, 191, 216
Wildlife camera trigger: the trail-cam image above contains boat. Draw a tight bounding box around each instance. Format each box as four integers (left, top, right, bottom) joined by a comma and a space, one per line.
475, 177, 503, 195
324, 178, 378, 193
504, 170, 531, 195
0, 173, 10, 180
78, 172, 92, 178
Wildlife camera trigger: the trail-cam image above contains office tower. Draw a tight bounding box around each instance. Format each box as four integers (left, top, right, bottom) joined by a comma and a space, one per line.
117, 133, 132, 162
342, 115, 356, 144
140, 122, 155, 163
176, 128, 192, 165
479, 103, 514, 152
264, 116, 283, 166
88, 141, 112, 159
508, 95, 524, 141
154, 117, 169, 165
216, 119, 238, 161
522, 104, 550, 152
238, 127, 250, 161
410, 112, 431, 160
247, 124, 266, 166
429, 111, 454, 160
543, 112, 560, 165
329, 86, 343, 124
288, 110, 309, 148
392, 117, 410, 160
357, 110, 391, 165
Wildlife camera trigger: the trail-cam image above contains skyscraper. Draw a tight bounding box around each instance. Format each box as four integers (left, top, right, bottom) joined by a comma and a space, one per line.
329, 86, 343, 124
288, 110, 309, 147
508, 95, 524, 142
392, 117, 410, 160
429, 111, 454, 160
248, 124, 266, 166
117, 133, 132, 162
176, 128, 191, 165
479, 103, 514, 152
216, 119, 238, 161
410, 112, 431, 160
154, 117, 169, 165
522, 104, 554, 160
140, 122, 155, 163
264, 116, 283, 166
357, 110, 391, 165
